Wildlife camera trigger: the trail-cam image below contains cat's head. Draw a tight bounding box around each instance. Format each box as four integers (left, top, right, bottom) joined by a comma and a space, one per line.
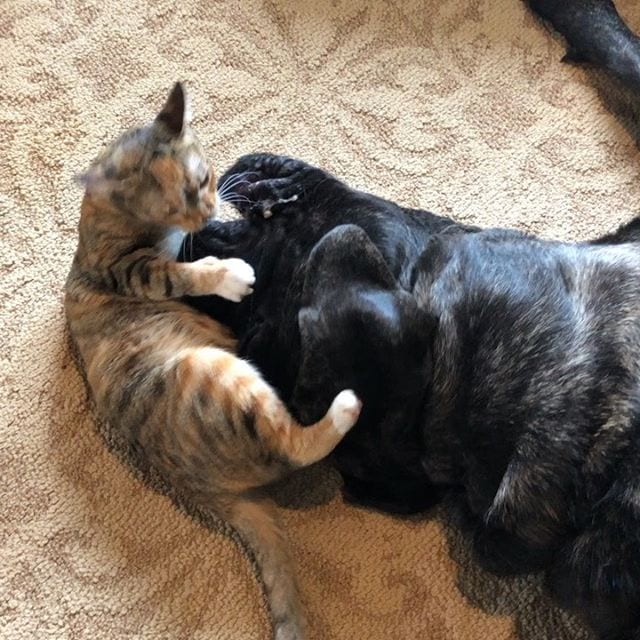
81, 82, 217, 231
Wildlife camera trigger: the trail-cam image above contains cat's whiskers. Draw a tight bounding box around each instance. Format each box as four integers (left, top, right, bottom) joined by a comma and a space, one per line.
218, 170, 257, 190
218, 185, 253, 202
218, 184, 252, 202
220, 195, 252, 204
217, 171, 258, 200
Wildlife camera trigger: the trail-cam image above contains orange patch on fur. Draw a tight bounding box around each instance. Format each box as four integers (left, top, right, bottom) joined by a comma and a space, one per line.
149, 155, 184, 188
149, 155, 186, 215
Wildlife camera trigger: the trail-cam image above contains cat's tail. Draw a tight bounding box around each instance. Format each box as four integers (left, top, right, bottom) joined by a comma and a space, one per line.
212, 391, 362, 640
217, 494, 307, 640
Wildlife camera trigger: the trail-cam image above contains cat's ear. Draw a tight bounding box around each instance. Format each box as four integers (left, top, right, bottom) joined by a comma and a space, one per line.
156, 82, 191, 136
74, 164, 106, 194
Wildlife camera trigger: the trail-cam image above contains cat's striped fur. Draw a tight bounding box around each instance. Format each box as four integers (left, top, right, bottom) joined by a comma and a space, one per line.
64, 83, 361, 640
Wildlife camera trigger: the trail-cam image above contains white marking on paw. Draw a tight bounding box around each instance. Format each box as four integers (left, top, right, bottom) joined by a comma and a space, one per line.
263, 209, 273, 219
217, 258, 256, 302
329, 390, 362, 435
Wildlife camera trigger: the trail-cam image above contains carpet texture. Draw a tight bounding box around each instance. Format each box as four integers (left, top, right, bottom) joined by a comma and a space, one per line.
3, 1, 640, 638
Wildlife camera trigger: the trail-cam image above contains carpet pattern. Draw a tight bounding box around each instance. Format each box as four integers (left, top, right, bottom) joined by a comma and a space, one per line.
2, 0, 640, 638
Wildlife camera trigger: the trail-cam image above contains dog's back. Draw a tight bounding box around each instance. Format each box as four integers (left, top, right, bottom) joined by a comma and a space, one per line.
417, 230, 640, 490
414, 230, 640, 634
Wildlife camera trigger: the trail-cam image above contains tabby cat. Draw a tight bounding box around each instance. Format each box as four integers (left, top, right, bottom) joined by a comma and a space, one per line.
64, 84, 362, 640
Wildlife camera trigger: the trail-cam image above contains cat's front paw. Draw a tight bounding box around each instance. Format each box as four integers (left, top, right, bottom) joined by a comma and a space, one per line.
216, 258, 256, 302
329, 390, 362, 435
191, 256, 255, 301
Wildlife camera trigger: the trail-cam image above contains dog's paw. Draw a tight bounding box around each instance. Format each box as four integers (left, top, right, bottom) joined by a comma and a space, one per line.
217, 153, 313, 218
221, 153, 307, 183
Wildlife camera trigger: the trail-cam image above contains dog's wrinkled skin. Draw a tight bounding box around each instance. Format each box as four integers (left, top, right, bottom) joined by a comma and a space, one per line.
184, 153, 640, 638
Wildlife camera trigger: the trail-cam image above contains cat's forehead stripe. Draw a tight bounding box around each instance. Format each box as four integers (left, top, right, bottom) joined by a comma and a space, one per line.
186, 152, 201, 176
182, 130, 195, 145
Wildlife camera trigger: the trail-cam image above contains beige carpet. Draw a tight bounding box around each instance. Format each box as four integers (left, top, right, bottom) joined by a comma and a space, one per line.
3, 0, 640, 638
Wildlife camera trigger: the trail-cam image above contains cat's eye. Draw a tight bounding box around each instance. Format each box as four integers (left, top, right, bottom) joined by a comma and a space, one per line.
200, 172, 210, 189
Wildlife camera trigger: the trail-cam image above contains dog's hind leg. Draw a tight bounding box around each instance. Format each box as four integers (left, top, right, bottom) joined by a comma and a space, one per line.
547, 465, 640, 639
527, 0, 640, 95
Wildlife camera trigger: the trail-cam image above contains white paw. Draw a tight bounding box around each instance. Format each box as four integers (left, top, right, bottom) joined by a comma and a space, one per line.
217, 258, 256, 302
329, 390, 362, 435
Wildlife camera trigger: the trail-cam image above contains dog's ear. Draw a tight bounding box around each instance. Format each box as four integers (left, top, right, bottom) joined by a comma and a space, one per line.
299, 223, 437, 353
291, 305, 335, 423
410, 234, 452, 293
301, 224, 396, 305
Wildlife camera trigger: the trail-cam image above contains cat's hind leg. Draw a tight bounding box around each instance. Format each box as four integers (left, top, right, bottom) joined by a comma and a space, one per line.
169, 349, 361, 638
171, 347, 361, 472
261, 388, 362, 468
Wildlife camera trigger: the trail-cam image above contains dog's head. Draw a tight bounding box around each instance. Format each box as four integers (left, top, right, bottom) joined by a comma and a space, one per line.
291, 225, 437, 513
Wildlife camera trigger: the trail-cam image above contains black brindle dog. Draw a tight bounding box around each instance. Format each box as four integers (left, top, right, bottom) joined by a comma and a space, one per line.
180, 2, 640, 637
184, 152, 640, 640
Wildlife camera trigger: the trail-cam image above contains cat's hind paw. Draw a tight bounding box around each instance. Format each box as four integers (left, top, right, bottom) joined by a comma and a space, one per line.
329, 390, 362, 435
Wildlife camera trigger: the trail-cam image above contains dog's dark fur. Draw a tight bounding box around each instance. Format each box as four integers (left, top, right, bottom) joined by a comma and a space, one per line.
528, 0, 640, 95
413, 228, 640, 638
185, 154, 472, 513
184, 153, 640, 639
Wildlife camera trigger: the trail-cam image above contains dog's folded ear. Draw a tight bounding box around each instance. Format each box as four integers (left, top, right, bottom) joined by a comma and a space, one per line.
301, 223, 438, 342
291, 223, 437, 424
300, 224, 397, 303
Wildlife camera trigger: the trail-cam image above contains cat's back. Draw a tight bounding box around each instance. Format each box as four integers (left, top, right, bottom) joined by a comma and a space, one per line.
65, 257, 236, 401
